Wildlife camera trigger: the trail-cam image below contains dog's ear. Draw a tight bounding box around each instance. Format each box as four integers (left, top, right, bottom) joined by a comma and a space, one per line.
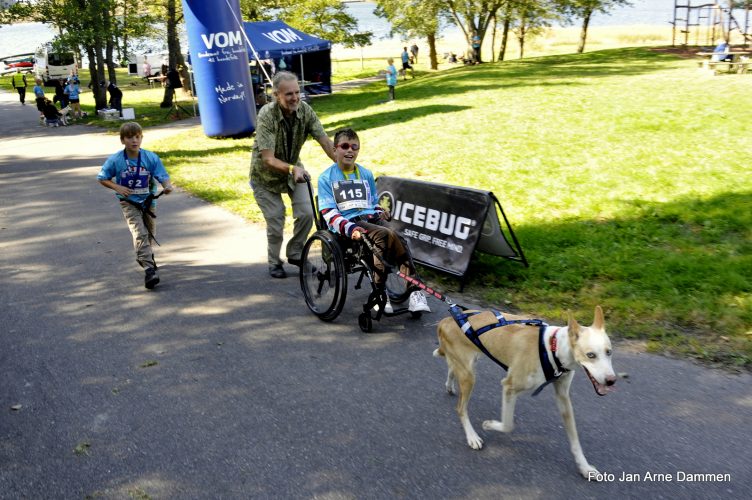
592, 305, 605, 330
567, 310, 580, 341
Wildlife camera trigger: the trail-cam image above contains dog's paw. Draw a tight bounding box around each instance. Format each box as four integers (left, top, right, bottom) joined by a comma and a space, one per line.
466, 433, 483, 450
445, 383, 456, 395
580, 465, 600, 480
482, 419, 512, 433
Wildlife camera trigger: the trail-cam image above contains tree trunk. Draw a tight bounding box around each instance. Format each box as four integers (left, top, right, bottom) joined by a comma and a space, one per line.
103, 5, 117, 82
121, 1, 128, 65
491, 15, 497, 63
86, 45, 108, 110
427, 31, 438, 70
578, 10, 592, 54
166, 0, 190, 94
499, 16, 510, 61
518, 22, 526, 59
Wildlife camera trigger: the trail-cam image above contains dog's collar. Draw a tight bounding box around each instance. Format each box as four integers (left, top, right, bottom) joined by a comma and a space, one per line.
448, 306, 569, 397
532, 327, 570, 397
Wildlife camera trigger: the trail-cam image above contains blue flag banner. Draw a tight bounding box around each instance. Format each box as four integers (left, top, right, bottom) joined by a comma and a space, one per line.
182, 0, 256, 137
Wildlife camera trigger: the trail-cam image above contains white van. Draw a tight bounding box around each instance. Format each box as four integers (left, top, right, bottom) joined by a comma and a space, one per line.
129, 53, 169, 77
34, 45, 77, 83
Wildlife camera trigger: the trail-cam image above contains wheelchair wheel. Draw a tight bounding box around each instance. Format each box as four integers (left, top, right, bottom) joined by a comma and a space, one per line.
300, 231, 348, 321
358, 312, 373, 332
385, 271, 411, 304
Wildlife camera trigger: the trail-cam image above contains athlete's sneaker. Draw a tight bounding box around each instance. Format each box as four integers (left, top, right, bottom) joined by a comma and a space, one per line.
384, 299, 394, 314
145, 267, 160, 289
408, 291, 431, 313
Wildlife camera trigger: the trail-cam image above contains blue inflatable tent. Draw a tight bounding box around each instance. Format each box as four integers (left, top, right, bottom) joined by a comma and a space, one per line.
243, 21, 332, 95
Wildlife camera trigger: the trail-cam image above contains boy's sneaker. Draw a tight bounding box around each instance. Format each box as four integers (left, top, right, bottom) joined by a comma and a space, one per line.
408, 291, 431, 313
145, 267, 160, 289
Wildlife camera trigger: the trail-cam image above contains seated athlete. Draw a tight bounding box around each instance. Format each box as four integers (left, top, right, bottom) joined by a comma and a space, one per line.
317, 128, 430, 313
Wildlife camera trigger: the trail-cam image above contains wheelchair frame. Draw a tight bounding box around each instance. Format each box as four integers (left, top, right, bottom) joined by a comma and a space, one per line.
298, 180, 421, 332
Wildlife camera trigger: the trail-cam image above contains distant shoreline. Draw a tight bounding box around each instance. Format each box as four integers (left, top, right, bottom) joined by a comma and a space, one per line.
331, 24, 677, 61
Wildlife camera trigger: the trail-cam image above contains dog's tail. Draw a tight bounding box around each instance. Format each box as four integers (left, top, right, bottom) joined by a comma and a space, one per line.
433, 347, 445, 358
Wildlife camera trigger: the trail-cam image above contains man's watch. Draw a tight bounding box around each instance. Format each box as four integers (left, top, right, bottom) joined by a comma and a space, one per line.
288, 164, 294, 175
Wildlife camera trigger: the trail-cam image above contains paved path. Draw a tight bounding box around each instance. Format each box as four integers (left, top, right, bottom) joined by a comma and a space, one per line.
1, 88, 750, 499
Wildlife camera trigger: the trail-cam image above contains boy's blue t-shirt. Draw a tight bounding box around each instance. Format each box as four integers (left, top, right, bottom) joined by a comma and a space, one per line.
33, 85, 44, 98
318, 162, 378, 223
97, 148, 169, 205
386, 65, 397, 86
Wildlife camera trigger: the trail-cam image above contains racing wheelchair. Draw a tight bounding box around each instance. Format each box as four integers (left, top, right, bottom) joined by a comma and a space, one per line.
298, 180, 422, 332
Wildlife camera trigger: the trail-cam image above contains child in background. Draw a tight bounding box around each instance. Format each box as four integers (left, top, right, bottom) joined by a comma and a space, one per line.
97, 122, 174, 289
33, 78, 46, 123
384, 57, 397, 101
64, 76, 81, 119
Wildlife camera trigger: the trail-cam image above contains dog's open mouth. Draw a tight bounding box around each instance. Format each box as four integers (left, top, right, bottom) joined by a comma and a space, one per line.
584, 367, 615, 396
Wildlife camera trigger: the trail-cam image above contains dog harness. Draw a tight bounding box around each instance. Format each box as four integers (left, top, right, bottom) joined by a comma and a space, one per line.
448, 305, 569, 396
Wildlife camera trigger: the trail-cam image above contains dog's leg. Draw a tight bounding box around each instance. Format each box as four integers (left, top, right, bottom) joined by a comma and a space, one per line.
433, 344, 456, 395
482, 376, 517, 433
451, 356, 483, 450
445, 365, 457, 395
553, 373, 598, 478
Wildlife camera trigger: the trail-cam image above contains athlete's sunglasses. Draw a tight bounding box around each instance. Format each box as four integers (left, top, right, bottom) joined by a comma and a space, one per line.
336, 143, 360, 151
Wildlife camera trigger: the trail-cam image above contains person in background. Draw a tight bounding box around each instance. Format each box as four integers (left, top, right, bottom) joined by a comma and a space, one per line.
159, 65, 182, 108
41, 98, 66, 127
249, 70, 335, 279
383, 57, 397, 101
96, 122, 174, 289
53, 77, 69, 109
104, 80, 123, 114
143, 59, 152, 77
471, 31, 481, 63
11, 69, 27, 105
64, 76, 82, 120
410, 44, 419, 64
33, 78, 46, 121
711, 39, 733, 62
401, 47, 414, 80
317, 127, 431, 314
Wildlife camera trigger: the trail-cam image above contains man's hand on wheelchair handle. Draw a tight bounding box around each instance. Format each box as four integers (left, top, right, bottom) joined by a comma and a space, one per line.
292, 166, 311, 183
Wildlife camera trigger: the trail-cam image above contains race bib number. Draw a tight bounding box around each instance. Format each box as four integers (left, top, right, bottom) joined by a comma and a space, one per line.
333, 179, 369, 211
118, 164, 150, 195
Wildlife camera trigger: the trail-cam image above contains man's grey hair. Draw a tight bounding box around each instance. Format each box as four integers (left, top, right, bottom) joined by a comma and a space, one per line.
272, 70, 298, 92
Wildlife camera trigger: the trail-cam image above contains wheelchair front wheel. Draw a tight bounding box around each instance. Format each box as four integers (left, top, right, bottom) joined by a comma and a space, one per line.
358, 312, 373, 332
300, 231, 348, 321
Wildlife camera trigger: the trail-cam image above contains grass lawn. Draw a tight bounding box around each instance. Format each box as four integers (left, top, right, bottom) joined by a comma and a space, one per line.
145, 46, 751, 369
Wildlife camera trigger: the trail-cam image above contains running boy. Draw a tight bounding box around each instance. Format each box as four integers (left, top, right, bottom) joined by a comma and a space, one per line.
317, 128, 430, 313
97, 122, 173, 289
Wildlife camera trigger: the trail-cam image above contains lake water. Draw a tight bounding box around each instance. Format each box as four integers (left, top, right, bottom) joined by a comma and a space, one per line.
0, 0, 685, 59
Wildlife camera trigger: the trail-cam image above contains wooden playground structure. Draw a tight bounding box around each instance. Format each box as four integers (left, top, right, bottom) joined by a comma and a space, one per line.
672, 0, 752, 46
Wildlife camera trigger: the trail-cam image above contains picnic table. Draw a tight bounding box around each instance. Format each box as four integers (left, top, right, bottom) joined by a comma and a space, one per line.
697, 51, 750, 74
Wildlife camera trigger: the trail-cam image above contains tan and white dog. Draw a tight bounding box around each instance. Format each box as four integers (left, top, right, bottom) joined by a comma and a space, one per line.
434, 305, 616, 478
